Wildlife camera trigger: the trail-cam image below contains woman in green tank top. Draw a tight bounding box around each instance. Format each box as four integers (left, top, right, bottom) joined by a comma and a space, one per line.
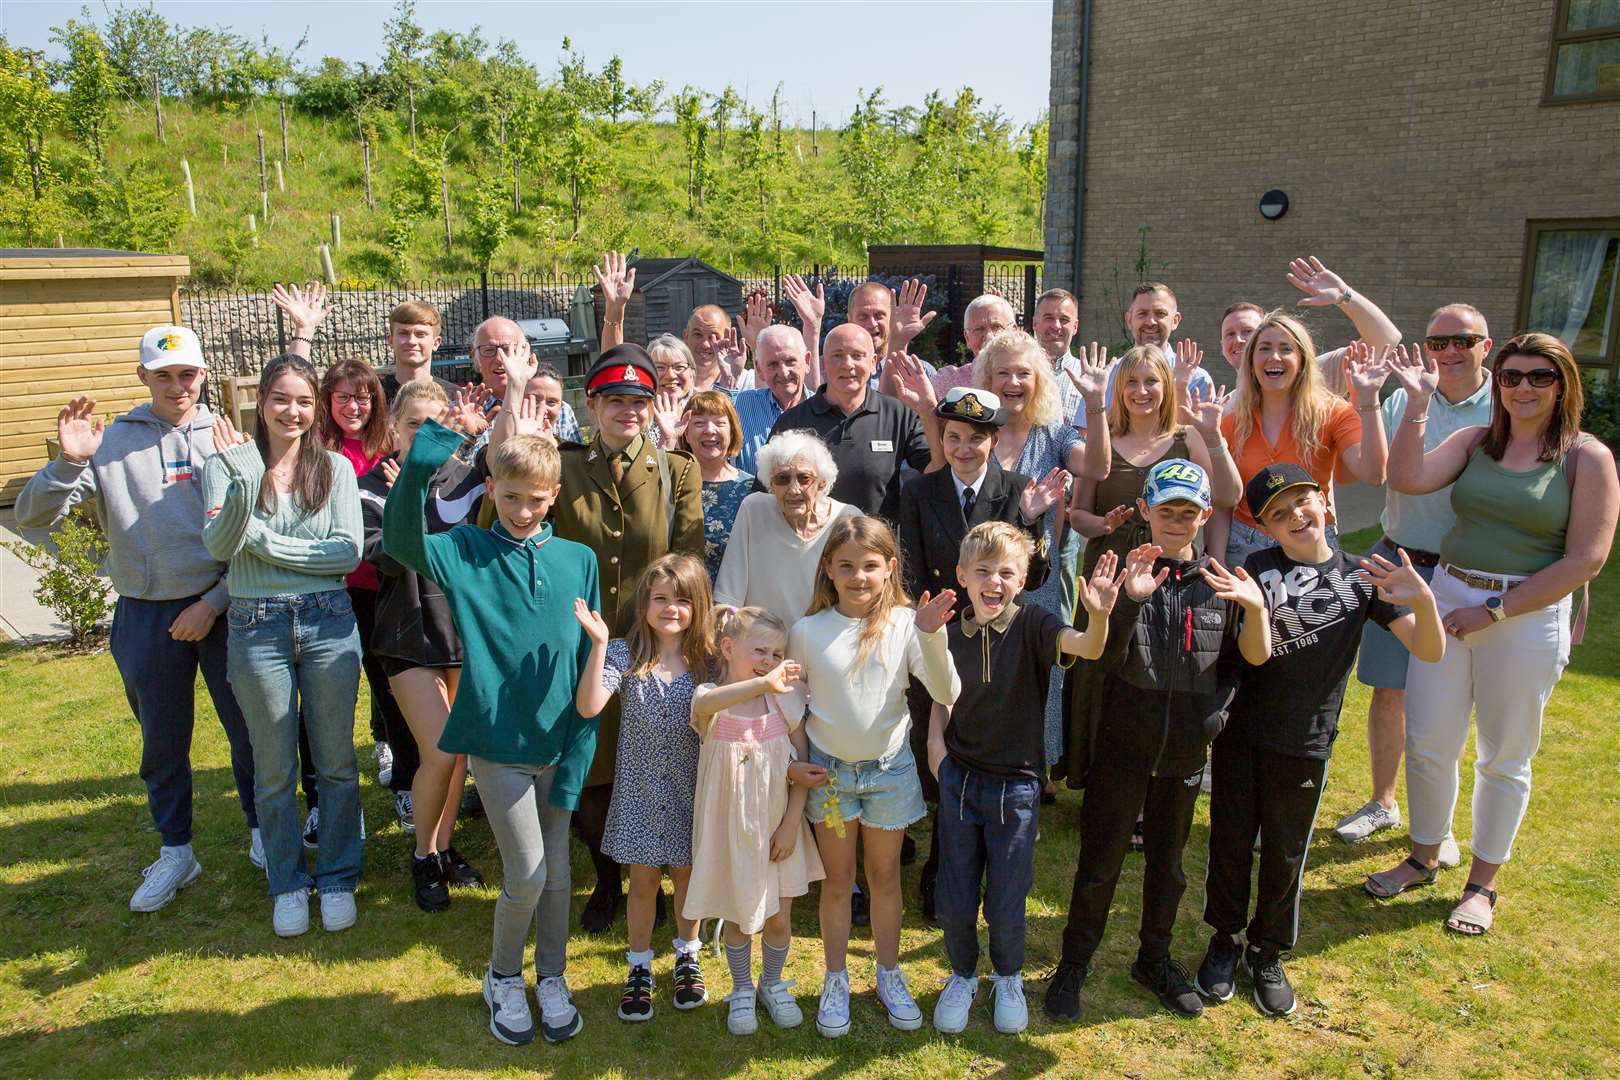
1068, 345, 1240, 575
1366, 333, 1617, 937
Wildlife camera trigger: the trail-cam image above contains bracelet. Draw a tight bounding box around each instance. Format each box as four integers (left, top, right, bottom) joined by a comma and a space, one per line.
1356, 404, 1378, 413
290, 334, 312, 345
1085, 405, 1106, 416
1336, 288, 1355, 306
1403, 414, 1429, 424
602, 318, 623, 327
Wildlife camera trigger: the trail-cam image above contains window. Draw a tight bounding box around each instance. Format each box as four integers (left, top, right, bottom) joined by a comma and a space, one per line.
1544, 0, 1620, 102
1520, 220, 1620, 374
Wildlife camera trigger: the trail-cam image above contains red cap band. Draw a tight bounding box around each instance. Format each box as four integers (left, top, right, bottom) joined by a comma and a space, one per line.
587, 362, 656, 395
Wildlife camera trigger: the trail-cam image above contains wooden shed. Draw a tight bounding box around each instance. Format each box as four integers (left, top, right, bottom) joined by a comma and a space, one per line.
591, 257, 744, 346
0, 249, 190, 505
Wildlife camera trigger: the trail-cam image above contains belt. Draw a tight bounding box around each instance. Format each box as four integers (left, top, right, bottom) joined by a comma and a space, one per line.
1441, 563, 1512, 592
1379, 536, 1440, 568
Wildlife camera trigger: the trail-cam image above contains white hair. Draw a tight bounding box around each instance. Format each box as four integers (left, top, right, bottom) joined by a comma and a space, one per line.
757, 323, 806, 357
964, 293, 1016, 325
647, 333, 695, 366
755, 430, 838, 491
471, 316, 521, 347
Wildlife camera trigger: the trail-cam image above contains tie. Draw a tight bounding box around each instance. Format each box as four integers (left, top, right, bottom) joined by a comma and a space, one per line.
609, 452, 627, 485
962, 486, 976, 521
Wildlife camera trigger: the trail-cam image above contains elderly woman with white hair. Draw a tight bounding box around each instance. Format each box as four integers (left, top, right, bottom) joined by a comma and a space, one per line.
715, 429, 862, 625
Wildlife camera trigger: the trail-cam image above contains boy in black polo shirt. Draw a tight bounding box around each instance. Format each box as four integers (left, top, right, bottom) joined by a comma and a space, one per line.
1197, 464, 1443, 1017
925, 521, 1124, 1036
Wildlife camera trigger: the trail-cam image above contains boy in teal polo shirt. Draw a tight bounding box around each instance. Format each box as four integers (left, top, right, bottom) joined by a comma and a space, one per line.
384, 419, 599, 1048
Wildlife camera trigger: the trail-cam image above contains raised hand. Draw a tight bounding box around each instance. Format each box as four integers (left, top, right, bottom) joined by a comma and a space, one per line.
1199, 558, 1266, 611
1077, 549, 1125, 615
886, 351, 937, 415
761, 658, 803, 695
891, 278, 937, 347
56, 396, 105, 463
211, 413, 249, 450
593, 250, 636, 311
1359, 548, 1433, 607
914, 589, 959, 633
1386, 341, 1438, 401
1172, 339, 1204, 387
1066, 341, 1110, 408
450, 387, 491, 438
269, 281, 329, 335
1096, 503, 1135, 536
1019, 467, 1068, 523
738, 289, 772, 353
782, 274, 825, 328
1286, 255, 1353, 307
716, 326, 747, 387
501, 337, 538, 390
651, 388, 687, 446
1177, 384, 1231, 440
1120, 543, 1168, 601
573, 599, 611, 645
511, 394, 555, 440
1343, 340, 1390, 407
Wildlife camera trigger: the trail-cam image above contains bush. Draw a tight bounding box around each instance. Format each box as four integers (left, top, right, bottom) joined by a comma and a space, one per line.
3, 508, 113, 646
1582, 370, 1620, 448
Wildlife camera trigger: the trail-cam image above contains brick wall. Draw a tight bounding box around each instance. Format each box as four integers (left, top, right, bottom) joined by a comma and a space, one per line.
1044, 0, 1620, 385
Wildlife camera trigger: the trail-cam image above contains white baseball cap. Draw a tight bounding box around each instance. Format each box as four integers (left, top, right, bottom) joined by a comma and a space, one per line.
139, 325, 206, 370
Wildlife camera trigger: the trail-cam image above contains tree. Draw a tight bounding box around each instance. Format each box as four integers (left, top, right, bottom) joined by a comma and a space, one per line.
96, 164, 183, 251
0, 42, 62, 199
466, 171, 510, 270
103, 3, 178, 141
671, 87, 706, 213
1018, 116, 1049, 231
840, 87, 904, 246
557, 112, 606, 238
383, 0, 426, 148
710, 84, 741, 157
51, 20, 115, 163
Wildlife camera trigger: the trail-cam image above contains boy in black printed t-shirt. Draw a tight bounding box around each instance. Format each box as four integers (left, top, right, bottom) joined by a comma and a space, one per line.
1197, 464, 1444, 1017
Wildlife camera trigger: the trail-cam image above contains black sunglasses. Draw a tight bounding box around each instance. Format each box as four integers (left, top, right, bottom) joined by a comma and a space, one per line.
1497, 368, 1560, 389
1424, 334, 1486, 352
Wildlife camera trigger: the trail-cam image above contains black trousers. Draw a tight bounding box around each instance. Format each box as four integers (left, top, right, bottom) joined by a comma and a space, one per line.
1203, 733, 1329, 954
1059, 747, 1203, 967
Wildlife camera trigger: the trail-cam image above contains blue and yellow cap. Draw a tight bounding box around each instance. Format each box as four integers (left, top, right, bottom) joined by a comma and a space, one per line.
1142, 458, 1211, 510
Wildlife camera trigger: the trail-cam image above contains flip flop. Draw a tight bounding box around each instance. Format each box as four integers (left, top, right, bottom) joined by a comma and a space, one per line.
1445, 883, 1497, 936
1364, 856, 1438, 899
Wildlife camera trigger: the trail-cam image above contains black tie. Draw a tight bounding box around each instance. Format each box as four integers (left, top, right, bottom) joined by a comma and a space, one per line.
962, 486, 976, 521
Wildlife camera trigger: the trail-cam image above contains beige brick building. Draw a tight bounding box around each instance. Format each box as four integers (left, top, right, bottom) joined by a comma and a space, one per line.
1044, 0, 1620, 386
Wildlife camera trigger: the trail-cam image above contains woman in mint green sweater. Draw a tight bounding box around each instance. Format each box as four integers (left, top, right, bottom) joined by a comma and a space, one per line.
202, 354, 364, 940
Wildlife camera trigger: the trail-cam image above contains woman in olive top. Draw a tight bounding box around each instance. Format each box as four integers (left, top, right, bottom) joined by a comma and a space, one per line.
202, 354, 365, 939
1365, 333, 1617, 936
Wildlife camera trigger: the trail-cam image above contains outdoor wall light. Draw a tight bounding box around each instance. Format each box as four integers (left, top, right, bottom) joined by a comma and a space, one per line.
1259, 189, 1290, 221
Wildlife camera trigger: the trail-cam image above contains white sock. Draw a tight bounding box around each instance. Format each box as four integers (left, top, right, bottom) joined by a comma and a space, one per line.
627, 948, 654, 968
163, 842, 193, 861
673, 936, 700, 957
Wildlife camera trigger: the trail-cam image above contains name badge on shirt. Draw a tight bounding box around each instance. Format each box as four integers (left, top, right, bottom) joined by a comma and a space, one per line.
870, 440, 894, 453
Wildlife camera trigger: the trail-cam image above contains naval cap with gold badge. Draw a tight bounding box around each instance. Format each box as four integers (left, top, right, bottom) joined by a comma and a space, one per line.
585, 343, 657, 398
934, 386, 1008, 427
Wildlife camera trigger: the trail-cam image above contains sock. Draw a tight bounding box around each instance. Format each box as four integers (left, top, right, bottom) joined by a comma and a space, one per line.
673, 936, 700, 958
761, 940, 789, 987
413, 852, 433, 863
491, 965, 520, 980
627, 948, 654, 969
163, 842, 193, 861
726, 941, 754, 994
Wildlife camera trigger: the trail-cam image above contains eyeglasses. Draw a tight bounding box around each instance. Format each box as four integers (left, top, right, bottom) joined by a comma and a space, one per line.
1424, 334, 1486, 352
770, 471, 818, 489
656, 363, 691, 376
331, 392, 372, 407
475, 343, 521, 359
1496, 367, 1560, 389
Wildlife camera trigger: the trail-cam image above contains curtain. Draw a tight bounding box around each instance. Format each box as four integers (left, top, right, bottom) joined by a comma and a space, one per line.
1528, 229, 1615, 349
1568, 0, 1620, 32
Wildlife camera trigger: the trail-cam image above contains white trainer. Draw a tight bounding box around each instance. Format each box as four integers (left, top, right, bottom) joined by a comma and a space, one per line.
757, 979, 802, 1029
320, 890, 357, 932
483, 968, 535, 1045
248, 828, 265, 871
375, 741, 394, 788
989, 972, 1028, 1034
933, 973, 978, 1033
816, 969, 852, 1038
725, 989, 758, 1035
876, 965, 923, 1031
395, 790, 415, 834
129, 847, 202, 913
273, 890, 309, 937
536, 975, 583, 1043
1334, 800, 1401, 843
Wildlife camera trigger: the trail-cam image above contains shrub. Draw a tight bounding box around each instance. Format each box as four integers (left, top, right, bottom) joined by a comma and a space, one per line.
1582, 370, 1620, 448
3, 508, 113, 646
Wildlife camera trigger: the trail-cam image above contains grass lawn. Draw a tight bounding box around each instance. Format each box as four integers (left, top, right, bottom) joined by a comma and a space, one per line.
2, 526, 1617, 1078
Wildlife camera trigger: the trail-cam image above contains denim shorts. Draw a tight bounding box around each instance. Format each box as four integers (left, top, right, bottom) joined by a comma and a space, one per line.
1356, 537, 1437, 690
803, 739, 927, 832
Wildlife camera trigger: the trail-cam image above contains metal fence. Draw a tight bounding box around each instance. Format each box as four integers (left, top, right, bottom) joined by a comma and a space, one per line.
984, 262, 1045, 326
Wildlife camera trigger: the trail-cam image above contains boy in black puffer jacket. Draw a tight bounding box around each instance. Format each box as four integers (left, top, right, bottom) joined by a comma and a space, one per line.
1045, 459, 1271, 1022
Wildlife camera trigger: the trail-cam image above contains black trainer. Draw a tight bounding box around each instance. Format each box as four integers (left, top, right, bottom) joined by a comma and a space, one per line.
1130, 956, 1204, 1018
850, 885, 871, 927
412, 853, 450, 913
1042, 960, 1090, 1021
1196, 933, 1243, 1002
672, 951, 708, 1009
900, 832, 917, 866
580, 883, 620, 934
617, 964, 654, 1021
1245, 947, 1297, 1017
439, 846, 485, 888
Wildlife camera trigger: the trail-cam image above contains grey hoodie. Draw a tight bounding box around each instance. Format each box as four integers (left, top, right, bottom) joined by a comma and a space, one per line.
15, 403, 230, 611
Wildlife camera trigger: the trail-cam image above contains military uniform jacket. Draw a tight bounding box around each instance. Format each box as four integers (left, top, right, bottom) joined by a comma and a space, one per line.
896, 458, 1050, 600
552, 432, 705, 786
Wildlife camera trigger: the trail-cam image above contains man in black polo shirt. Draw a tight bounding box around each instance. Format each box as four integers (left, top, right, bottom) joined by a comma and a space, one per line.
767, 323, 940, 521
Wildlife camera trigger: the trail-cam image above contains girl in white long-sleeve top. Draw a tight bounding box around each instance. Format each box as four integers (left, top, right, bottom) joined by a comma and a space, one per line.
787, 516, 961, 1040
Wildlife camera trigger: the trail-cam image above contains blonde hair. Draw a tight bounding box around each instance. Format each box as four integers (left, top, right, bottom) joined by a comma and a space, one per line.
972, 330, 1061, 428
1232, 311, 1338, 466
807, 517, 910, 667
624, 554, 714, 678
488, 434, 560, 486
958, 521, 1034, 574
1107, 345, 1179, 438
713, 604, 789, 679
389, 378, 448, 419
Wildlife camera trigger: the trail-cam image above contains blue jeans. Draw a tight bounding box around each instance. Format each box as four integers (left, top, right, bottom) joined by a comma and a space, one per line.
108, 595, 258, 846
935, 756, 1040, 976
226, 591, 363, 897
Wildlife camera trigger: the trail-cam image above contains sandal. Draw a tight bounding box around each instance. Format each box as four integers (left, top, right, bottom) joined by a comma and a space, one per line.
1445, 883, 1497, 936
1364, 856, 1438, 899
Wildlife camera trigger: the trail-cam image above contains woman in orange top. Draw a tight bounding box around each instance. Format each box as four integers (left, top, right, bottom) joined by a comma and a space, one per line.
1220, 310, 1390, 568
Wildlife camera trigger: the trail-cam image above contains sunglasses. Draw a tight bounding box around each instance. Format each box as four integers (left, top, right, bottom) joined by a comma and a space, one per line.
1424, 334, 1486, 352
1496, 368, 1560, 389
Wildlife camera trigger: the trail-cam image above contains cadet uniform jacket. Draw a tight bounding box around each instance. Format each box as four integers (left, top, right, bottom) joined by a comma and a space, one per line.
895, 458, 1050, 600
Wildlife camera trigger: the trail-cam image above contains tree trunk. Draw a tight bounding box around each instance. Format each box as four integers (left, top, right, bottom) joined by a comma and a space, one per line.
407, 82, 417, 150
153, 74, 165, 143
441, 171, 452, 255
279, 98, 289, 162
26, 141, 42, 199
570, 176, 582, 239
363, 138, 374, 208
512, 161, 521, 216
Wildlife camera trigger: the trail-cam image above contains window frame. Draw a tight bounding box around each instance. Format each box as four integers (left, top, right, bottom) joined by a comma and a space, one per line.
1518, 217, 1620, 378
1542, 0, 1620, 104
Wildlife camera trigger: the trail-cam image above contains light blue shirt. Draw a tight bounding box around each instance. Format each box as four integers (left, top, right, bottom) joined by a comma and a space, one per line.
1378, 375, 1493, 553
733, 386, 799, 476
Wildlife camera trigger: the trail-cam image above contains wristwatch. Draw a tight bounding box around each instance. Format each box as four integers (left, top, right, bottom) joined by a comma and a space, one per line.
1485, 595, 1507, 622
